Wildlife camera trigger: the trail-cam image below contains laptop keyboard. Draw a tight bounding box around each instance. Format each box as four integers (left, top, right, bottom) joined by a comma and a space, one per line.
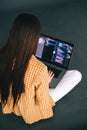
47, 65, 62, 78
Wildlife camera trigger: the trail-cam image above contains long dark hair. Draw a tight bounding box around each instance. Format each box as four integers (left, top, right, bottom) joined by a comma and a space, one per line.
0, 13, 41, 106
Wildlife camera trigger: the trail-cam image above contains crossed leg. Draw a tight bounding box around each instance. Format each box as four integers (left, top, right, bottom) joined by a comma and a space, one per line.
49, 70, 82, 103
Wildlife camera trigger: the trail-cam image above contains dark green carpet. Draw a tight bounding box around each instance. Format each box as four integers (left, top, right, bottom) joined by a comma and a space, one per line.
0, 0, 87, 129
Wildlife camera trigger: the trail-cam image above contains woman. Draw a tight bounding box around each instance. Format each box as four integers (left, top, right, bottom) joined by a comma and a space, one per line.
0, 13, 82, 124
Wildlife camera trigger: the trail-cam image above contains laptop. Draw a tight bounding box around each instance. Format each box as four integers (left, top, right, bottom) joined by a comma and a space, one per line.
35, 34, 74, 88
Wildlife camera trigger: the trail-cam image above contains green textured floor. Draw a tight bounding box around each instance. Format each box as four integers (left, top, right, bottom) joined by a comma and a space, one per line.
0, 0, 87, 129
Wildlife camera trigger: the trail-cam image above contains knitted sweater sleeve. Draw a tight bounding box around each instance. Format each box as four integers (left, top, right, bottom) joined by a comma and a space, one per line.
35, 66, 55, 118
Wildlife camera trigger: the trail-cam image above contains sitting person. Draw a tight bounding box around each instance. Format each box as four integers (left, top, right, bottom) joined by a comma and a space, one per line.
0, 13, 82, 124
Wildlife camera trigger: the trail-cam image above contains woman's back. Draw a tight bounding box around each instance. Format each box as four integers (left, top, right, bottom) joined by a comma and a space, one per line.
2, 55, 55, 124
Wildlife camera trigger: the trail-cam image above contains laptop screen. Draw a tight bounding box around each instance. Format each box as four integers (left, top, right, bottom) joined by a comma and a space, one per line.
35, 34, 74, 69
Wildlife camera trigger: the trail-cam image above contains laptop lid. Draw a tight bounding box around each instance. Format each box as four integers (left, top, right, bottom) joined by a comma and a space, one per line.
35, 34, 74, 69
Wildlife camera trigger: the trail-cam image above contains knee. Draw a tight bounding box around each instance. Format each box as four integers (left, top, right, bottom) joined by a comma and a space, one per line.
72, 70, 82, 82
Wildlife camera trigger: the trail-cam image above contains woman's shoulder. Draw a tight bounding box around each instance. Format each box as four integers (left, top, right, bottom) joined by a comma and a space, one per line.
30, 55, 46, 69
24, 55, 47, 86
25, 55, 47, 77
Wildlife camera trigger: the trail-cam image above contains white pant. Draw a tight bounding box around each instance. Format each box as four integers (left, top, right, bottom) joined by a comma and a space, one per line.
49, 70, 82, 103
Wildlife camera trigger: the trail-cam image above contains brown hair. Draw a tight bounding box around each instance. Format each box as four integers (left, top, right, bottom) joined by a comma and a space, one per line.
0, 13, 41, 106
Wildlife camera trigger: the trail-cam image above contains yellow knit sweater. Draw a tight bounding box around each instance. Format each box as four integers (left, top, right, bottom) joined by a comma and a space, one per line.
0, 55, 55, 124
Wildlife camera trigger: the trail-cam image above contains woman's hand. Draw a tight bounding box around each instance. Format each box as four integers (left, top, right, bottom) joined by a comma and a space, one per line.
48, 70, 55, 84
